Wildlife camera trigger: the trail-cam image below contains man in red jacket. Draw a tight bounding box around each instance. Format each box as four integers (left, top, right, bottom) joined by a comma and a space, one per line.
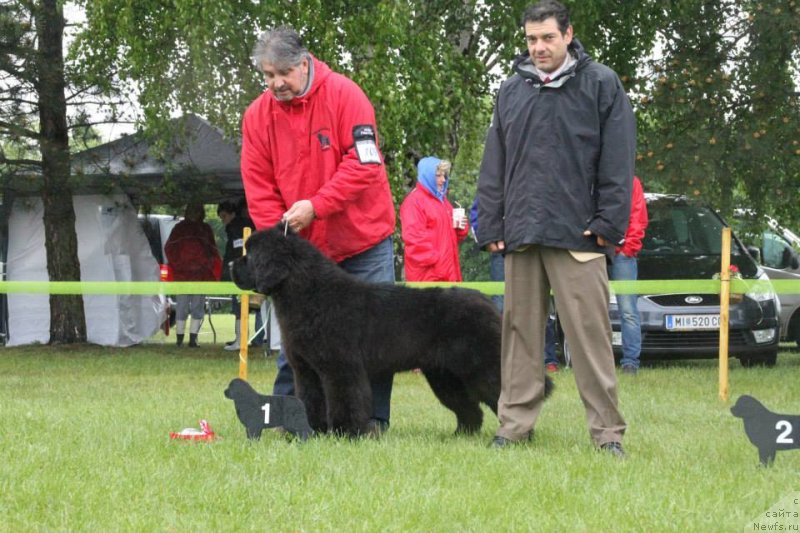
241, 27, 396, 433
400, 157, 469, 282
612, 176, 648, 374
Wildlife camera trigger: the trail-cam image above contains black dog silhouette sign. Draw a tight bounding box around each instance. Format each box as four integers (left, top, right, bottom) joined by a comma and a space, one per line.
224, 378, 314, 440
731, 395, 799, 466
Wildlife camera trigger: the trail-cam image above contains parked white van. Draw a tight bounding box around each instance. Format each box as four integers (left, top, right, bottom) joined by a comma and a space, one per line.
734, 212, 800, 346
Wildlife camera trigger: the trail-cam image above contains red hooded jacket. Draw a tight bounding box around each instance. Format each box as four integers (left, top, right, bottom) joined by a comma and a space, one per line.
400, 157, 468, 281
617, 176, 648, 257
241, 55, 395, 263
164, 220, 220, 282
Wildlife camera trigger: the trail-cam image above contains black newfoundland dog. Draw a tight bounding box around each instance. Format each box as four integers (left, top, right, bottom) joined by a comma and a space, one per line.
231, 225, 553, 437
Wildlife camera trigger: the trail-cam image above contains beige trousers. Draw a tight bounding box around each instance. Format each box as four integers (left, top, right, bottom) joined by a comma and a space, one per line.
496, 245, 626, 446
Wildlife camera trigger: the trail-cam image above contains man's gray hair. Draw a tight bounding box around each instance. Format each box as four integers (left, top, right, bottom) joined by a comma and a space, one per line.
252, 27, 308, 69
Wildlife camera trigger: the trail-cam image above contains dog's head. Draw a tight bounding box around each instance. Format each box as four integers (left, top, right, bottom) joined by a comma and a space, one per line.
231, 225, 296, 295
224, 377, 254, 400
731, 395, 762, 418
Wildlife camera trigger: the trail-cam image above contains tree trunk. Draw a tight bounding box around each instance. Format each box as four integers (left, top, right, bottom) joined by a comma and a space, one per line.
35, 0, 86, 344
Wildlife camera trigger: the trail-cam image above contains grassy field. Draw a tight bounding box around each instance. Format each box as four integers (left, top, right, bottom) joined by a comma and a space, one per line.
1, 316, 799, 532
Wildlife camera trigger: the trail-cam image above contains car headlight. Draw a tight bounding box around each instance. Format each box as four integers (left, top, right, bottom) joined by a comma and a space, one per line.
745, 272, 778, 305
752, 328, 777, 344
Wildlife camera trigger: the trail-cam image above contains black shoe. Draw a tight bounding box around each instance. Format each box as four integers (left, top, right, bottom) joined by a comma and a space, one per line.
367, 418, 389, 438
175, 334, 184, 347
188, 333, 198, 348
621, 365, 638, 375
489, 436, 513, 449
600, 441, 626, 458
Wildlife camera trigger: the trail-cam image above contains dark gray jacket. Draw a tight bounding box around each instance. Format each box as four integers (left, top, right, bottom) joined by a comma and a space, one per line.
476, 39, 636, 258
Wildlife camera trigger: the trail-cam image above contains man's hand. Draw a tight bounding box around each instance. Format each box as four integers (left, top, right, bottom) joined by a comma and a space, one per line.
283, 200, 316, 232
583, 229, 608, 247
486, 240, 506, 253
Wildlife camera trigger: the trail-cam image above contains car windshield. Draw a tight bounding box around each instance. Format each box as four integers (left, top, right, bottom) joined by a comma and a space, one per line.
642, 199, 723, 255
639, 196, 758, 280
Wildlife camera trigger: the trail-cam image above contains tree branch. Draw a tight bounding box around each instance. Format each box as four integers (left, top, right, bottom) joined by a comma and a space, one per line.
0, 119, 39, 139
67, 119, 136, 130
0, 156, 42, 167
0, 96, 39, 106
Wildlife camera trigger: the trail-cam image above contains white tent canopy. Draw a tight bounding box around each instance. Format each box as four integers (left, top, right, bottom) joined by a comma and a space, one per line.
6, 194, 166, 346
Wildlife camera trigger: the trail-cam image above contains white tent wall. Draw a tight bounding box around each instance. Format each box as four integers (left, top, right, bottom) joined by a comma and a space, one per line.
6, 194, 166, 346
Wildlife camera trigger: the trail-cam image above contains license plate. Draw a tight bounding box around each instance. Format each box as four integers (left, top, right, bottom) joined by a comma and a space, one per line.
665, 314, 721, 331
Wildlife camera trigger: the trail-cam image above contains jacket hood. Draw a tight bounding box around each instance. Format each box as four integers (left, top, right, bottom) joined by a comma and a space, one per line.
277, 54, 332, 106
416, 156, 448, 202
513, 38, 590, 83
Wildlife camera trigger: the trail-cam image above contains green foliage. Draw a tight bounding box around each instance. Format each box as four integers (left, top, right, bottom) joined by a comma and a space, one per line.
73, 1, 662, 204
71, 0, 798, 231
2, 339, 800, 530
633, 0, 800, 226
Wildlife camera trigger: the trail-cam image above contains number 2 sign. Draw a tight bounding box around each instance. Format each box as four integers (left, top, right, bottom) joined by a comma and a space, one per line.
731, 395, 800, 466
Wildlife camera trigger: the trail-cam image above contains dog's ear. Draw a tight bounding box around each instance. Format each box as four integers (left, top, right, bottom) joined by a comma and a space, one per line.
248, 229, 293, 293
256, 249, 291, 292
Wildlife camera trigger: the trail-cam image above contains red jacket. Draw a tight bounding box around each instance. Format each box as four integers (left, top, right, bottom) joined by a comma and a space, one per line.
164, 220, 220, 282
617, 176, 648, 257
241, 55, 395, 263
400, 186, 468, 281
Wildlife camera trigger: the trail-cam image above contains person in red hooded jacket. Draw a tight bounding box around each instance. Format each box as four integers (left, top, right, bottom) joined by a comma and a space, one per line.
240, 27, 396, 434
611, 175, 648, 374
400, 157, 468, 281
164, 203, 221, 348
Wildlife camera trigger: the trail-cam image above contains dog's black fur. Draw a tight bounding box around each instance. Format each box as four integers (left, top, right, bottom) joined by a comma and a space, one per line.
231, 225, 553, 437
731, 395, 800, 466
225, 378, 314, 440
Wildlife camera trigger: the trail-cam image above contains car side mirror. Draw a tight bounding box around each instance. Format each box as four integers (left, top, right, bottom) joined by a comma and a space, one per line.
780, 246, 800, 270
746, 245, 761, 264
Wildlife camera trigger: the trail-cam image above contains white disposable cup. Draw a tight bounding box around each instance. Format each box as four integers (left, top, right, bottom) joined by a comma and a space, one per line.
452, 207, 466, 229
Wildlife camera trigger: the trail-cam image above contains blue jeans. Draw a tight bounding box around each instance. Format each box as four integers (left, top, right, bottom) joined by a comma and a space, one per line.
544, 315, 559, 365
273, 237, 395, 425
609, 253, 641, 368
489, 252, 505, 312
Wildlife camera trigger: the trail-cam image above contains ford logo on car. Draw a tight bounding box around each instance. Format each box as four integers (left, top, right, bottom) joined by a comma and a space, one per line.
685, 296, 704, 304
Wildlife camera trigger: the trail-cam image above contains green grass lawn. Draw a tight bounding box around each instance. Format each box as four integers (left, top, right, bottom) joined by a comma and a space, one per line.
1, 317, 799, 532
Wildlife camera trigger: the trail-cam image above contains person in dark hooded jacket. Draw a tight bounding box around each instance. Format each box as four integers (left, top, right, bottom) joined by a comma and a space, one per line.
477, 0, 635, 457
400, 157, 469, 281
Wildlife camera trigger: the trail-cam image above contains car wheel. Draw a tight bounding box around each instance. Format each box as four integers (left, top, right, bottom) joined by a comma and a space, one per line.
739, 352, 778, 368
787, 312, 800, 347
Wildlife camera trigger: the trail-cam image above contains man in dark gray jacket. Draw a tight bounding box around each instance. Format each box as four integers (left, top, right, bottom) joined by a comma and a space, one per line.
477, 0, 635, 457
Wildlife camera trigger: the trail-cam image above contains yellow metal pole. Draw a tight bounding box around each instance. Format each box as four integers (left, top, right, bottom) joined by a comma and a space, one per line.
719, 227, 731, 402
238, 227, 252, 381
